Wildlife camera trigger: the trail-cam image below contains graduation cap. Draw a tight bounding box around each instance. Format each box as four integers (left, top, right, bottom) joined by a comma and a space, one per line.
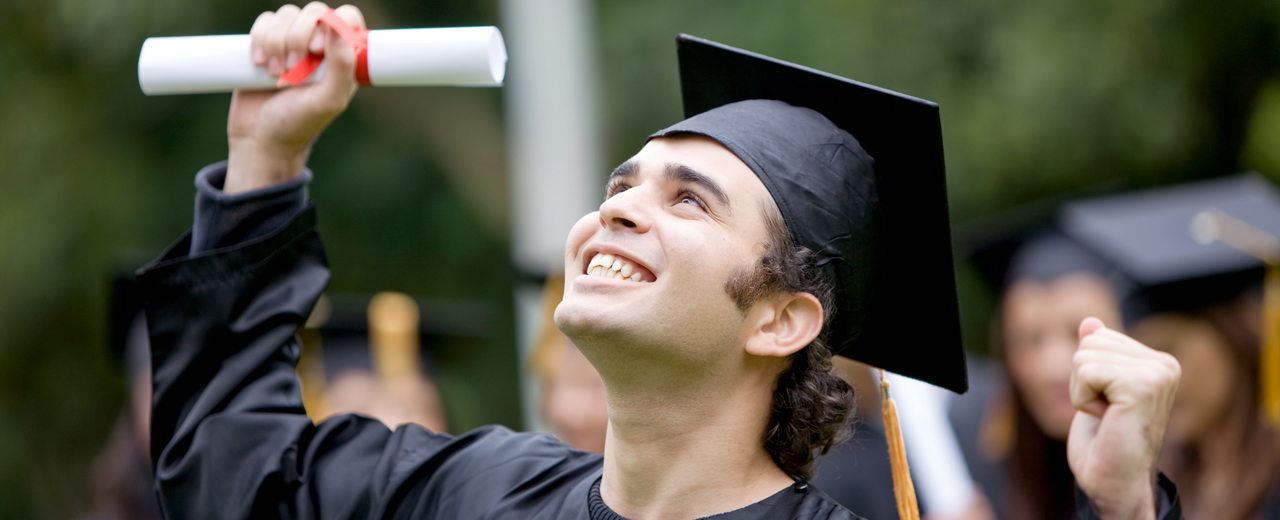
296, 292, 496, 428
649, 34, 967, 395
648, 34, 966, 519
1060, 173, 1280, 426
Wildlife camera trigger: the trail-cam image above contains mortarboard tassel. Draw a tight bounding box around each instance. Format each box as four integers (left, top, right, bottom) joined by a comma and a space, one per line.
1191, 209, 1280, 427
1264, 264, 1280, 427
879, 370, 921, 520
298, 295, 333, 423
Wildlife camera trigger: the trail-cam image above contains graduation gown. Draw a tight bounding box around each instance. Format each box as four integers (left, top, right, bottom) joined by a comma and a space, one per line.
138, 165, 860, 519
138, 165, 1178, 520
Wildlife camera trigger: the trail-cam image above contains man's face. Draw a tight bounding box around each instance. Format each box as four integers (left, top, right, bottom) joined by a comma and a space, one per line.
554, 135, 777, 376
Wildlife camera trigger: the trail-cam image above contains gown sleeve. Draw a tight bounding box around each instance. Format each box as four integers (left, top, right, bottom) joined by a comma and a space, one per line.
138, 164, 602, 520
1074, 473, 1183, 520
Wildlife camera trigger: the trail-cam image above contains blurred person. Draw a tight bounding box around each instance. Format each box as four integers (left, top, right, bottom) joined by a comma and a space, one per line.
296, 292, 450, 432
949, 229, 1134, 520
528, 276, 609, 453
137, 4, 1183, 519
81, 276, 161, 520
1132, 296, 1280, 519
1061, 174, 1280, 520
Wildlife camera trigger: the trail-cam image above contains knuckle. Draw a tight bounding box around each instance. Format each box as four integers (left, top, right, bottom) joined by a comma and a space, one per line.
278, 4, 301, 15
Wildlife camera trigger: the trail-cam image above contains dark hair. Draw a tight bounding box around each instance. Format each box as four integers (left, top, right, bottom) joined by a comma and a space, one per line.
725, 206, 856, 480
1161, 297, 1280, 520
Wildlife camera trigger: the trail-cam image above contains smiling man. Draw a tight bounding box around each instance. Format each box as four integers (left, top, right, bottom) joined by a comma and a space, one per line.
140, 3, 1184, 520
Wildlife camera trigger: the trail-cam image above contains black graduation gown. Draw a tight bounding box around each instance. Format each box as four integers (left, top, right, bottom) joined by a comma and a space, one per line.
139, 163, 1180, 520
138, 204, 861, 520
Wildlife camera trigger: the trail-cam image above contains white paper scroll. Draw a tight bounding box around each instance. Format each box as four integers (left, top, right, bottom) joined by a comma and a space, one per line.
138, 26, 506, 95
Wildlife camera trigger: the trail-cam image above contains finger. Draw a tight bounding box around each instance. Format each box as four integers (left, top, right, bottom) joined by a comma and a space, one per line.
249, 11, 275, 66
1070, 360, 1115, 417
1078, 316, 1106, 341
333, 4, 367, 31
264, 4, 302, 75
1079, 330, 1174, 363
286, 2, 330, 69
313, 23, 357, 99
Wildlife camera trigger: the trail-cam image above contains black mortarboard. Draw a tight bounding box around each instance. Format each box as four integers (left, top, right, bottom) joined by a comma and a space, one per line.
648, 35, 966, 394
1060, 174, 1280, 317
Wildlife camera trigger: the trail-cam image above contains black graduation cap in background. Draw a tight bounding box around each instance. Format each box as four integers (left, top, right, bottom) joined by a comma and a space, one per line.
650, 34, 967, 394
1060, 174, 1280, 317
1060, 173, 1280, 426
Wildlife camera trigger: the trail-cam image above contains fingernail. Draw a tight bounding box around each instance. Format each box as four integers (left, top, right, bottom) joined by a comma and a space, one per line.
268, 56, 281, 74
310, 33, 325, 52
286, 52, 300, 69
252, 47, 265, 65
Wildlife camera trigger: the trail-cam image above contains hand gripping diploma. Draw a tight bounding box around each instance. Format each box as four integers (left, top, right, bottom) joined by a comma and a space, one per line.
225, 2, 364, 194
1068, 318, 1182, 520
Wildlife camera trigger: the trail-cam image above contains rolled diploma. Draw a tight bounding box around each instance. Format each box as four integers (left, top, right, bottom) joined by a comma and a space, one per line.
138, 26, 505, 95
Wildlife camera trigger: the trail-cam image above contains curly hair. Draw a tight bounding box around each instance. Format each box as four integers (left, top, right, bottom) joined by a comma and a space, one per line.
724, 206, 857, 480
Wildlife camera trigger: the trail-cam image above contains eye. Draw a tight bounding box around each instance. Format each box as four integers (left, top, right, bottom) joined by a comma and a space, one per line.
606, 181, 631, 199
677, 191, 707, 210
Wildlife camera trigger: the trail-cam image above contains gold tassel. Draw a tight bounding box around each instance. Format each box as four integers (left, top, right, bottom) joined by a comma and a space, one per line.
1263, 264, 1280, 427
880, 370, 921, 520
1190, 209, 1280, 427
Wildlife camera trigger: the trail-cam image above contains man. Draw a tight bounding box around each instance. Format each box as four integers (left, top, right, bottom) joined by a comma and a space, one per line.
140, 3, 1183, 519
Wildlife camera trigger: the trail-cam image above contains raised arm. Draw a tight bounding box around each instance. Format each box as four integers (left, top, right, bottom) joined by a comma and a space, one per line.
1068, 318, 1184, 520
139, 7, 606, 518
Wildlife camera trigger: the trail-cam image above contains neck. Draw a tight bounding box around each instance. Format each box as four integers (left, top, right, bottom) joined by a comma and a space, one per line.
596, 351, 794, 520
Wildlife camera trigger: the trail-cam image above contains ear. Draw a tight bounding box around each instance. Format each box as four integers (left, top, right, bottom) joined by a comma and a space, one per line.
743, 292, 824, 358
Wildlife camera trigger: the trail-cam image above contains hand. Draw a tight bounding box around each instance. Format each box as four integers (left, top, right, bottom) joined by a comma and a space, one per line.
1067, 318, 1180, 520
225, 2, 366, 194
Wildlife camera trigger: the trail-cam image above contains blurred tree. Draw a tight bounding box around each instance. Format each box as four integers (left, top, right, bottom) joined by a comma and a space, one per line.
596, 0, 1280, 352
0, 0, 514, 517
3, 0, 1280, 517
598, 0, 1280, 218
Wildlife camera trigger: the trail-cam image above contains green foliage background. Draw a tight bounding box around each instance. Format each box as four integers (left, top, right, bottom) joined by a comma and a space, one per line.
1, 0, 1278, 517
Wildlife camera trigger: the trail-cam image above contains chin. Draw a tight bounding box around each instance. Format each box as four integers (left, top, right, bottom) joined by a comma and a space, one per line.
553, 294, 629, 346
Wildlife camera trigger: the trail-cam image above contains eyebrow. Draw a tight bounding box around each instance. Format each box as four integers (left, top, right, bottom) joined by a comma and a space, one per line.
609, 160, 637, 179
607, 159, 732, 209
665, 162, 731, 208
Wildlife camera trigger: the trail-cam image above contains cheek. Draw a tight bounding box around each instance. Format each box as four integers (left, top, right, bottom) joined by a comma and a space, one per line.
563, 213, 601, 262
1173, 341, 1236, 423
1008, 342, 1073, 398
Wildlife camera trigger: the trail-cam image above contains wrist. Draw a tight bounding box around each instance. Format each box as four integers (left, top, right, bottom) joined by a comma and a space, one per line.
1091, 477, 1157, 520
226, 138, 311, 195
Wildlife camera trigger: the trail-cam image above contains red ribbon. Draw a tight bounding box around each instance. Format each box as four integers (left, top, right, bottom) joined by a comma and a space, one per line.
277, 9, 370, 88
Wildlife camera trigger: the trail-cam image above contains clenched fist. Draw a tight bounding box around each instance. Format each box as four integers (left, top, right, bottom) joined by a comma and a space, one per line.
1068, 317, 1181, 520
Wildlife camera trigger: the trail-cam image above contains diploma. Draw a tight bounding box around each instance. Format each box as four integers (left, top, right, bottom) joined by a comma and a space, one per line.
138, 26, 506, 95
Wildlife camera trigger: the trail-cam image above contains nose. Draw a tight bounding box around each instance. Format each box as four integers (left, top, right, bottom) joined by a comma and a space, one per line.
597, 186, 652, 233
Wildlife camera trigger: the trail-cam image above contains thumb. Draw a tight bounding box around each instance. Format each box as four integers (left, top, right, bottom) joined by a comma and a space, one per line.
1079, 317, 1106, 342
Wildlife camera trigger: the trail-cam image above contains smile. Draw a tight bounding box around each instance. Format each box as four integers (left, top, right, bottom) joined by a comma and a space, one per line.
586, 253, 652, 283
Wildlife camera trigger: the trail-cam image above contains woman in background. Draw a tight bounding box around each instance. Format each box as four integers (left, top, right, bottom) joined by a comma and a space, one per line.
952, 229, 1131, 520
1132, 292, 1280, 519
527, 276, 609, 453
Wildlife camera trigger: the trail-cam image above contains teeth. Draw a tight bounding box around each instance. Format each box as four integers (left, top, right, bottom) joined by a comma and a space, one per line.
585, 252, 649, 283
